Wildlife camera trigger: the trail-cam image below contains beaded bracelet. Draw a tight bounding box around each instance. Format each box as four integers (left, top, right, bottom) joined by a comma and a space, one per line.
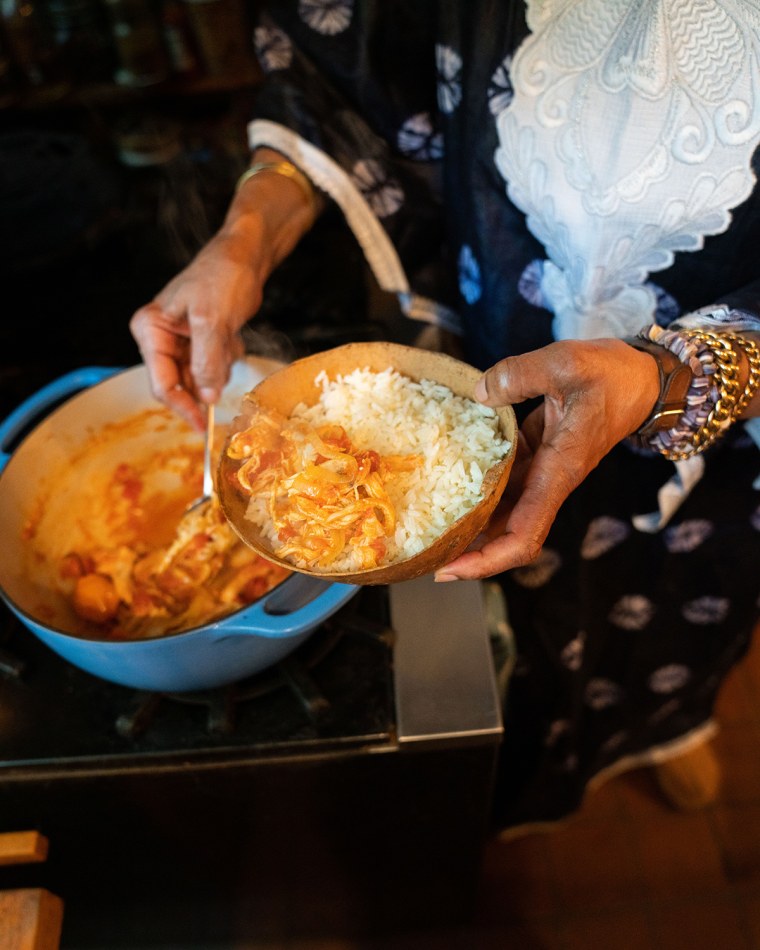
634, 324, 718, 459
634, 325, 760, 460
235, 159, 318, 220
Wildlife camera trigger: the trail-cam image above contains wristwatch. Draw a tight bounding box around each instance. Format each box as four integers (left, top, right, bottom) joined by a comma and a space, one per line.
622, 337, 693, 437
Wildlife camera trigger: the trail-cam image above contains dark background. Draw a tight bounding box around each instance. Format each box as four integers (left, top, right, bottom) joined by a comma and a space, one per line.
0, 0, 393, 424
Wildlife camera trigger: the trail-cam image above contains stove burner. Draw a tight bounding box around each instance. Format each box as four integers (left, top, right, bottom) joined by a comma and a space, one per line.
0, 645, 25, 680
115, 693, 163, 740
0, 611, 26, 679
114, 593, 394, 741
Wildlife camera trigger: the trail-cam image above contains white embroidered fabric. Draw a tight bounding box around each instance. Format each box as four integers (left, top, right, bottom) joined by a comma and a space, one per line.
495, 0, 760, 342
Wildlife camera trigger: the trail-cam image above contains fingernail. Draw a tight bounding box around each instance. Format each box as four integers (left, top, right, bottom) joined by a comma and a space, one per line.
200, 387, 219, 405
434, 572, 459, 583
474, 376, 488, 403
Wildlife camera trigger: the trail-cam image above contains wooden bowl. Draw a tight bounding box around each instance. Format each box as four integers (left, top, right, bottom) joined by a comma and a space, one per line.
217, 342, 518, 585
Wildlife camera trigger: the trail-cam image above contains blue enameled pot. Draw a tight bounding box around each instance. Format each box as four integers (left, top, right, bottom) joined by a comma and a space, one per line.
0, 361, 357, 692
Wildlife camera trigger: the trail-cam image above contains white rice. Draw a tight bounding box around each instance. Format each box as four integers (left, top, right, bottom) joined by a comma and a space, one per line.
246, 366, 512, 571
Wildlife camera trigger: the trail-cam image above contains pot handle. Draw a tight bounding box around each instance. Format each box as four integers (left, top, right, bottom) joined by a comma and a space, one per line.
210, 575, 359, 639
0, 366, 123, 472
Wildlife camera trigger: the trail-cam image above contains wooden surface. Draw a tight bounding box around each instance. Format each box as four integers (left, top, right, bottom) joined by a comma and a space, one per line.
0, 834, 48, 868
0, 833, 62, 949
0, 889, 63, 950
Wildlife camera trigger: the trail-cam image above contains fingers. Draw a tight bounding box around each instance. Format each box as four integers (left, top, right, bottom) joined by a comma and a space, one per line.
130, 302, 184, 400
435, 437, 579, 581
189, 312, 243, 406
129, 229, 265, 433
130, 302, 206, 431
131, 291, 245, 426
435, 340, 665, 582
435, 534, 532, 583
166, 383, 207, 432
435, 397, 582, 582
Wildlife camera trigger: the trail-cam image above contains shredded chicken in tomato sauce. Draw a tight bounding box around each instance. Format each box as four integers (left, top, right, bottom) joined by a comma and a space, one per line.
60, 496, 289, 640
225, 408, 421, 570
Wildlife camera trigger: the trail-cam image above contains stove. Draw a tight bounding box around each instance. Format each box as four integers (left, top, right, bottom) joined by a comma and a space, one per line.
0, 572, 503, 948
0, 587, 395, 765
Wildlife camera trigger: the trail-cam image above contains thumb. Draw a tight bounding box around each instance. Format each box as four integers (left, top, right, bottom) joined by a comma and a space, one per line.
474, 348, 558, 408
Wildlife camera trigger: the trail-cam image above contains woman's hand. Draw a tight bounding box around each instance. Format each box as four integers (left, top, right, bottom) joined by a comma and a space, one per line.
130, 148, 319, 431
434, 338, 661, 581
130, 230, 263, 431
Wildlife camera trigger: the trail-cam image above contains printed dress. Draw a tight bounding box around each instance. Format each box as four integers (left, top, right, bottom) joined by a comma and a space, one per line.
249, 0, 760, 830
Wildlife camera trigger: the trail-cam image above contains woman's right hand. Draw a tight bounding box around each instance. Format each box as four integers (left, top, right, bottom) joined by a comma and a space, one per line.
130, 147, 320, 431
130, 230, 263, 431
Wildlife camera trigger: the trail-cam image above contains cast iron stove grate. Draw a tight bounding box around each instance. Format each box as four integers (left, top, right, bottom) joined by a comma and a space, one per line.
0, 587, 396, 771
115, 602, 393, 739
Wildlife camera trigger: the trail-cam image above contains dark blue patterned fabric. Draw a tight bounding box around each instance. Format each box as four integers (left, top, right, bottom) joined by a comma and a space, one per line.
251, 0, 760, 829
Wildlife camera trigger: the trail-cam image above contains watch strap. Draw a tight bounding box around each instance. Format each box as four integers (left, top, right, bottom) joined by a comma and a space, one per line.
622, 337, 693, 437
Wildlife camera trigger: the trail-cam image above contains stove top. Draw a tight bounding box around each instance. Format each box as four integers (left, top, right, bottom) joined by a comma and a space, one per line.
0, 587, 395, 774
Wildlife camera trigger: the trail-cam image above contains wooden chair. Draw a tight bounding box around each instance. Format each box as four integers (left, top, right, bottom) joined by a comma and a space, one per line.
0, 832, 63, 950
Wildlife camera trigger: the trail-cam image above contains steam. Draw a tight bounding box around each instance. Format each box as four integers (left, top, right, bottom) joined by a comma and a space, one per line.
240, 324, 297, 365
155, 155, 214, 267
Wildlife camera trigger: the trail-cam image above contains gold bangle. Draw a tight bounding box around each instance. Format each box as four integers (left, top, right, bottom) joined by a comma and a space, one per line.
663, 329, 755, 461
235, 160, 318, 220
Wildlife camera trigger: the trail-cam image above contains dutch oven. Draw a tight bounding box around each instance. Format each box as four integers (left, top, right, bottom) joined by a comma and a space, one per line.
0, 359, 357, 693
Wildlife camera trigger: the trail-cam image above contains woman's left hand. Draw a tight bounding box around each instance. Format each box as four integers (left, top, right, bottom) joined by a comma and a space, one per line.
434, 338, 661, 581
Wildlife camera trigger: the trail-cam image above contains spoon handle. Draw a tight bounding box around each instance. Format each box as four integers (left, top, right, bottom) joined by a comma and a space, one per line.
203, 403, 215, 499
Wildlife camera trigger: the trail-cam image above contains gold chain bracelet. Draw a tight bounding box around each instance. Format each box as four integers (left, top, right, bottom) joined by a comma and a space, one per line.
725, 331, 760, 417
663, 330, 744, 462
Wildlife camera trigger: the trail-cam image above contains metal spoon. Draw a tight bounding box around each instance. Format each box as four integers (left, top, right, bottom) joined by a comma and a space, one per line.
187, 403, 215, 513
